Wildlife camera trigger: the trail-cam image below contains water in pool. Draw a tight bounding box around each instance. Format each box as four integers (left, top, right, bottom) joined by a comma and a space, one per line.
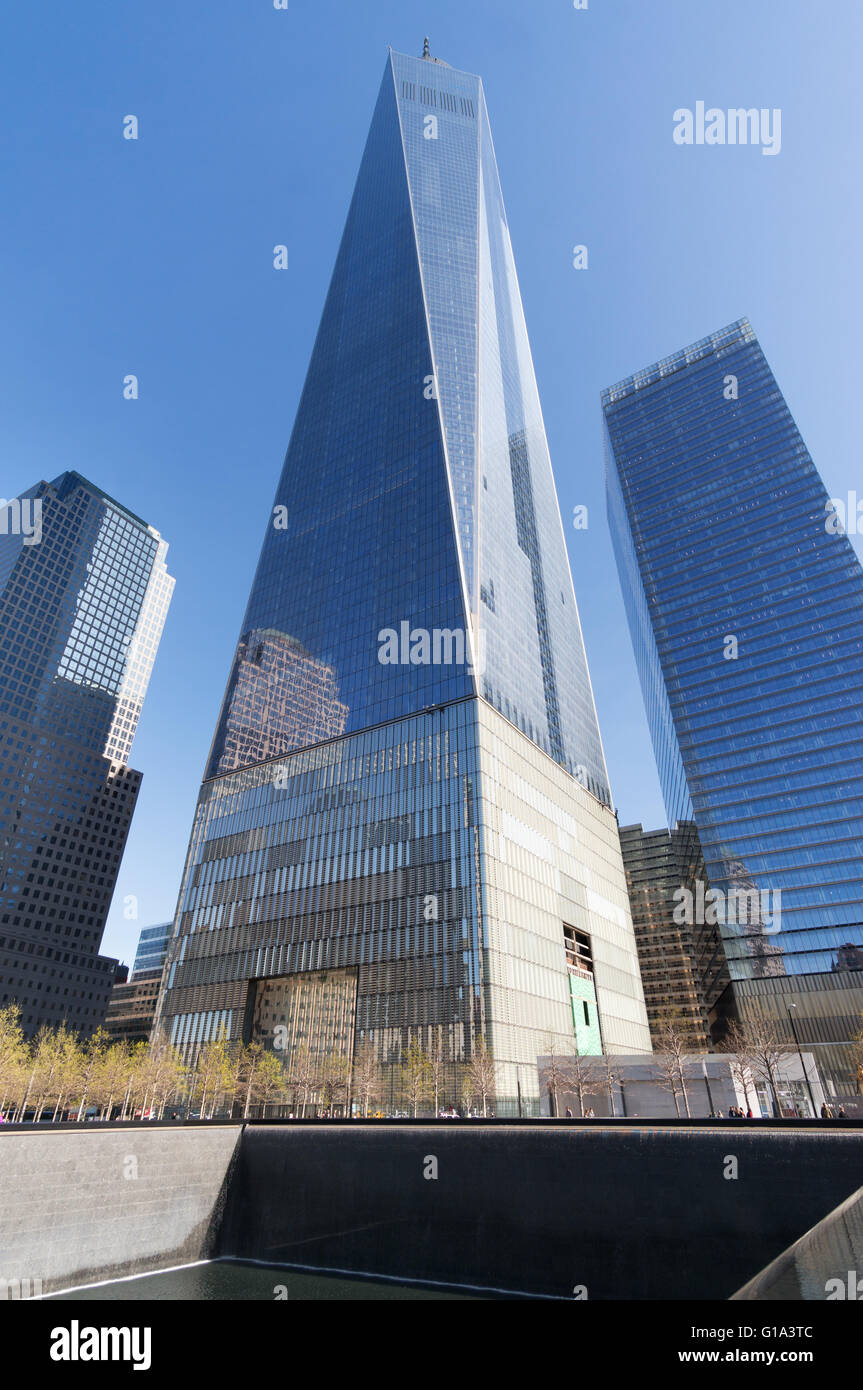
47, 1261, 489, 1300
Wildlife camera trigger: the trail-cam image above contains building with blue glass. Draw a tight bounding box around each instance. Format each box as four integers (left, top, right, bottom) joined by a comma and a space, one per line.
0, 472, 174, 1038
154, 43, 650, 1112
131, 920, 172, 980
604, 319, 863, 1096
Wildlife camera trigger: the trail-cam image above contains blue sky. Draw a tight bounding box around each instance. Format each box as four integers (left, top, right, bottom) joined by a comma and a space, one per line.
1, 1, 860, 967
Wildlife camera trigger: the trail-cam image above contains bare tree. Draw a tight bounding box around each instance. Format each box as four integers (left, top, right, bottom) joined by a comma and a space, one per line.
467, 1037, 496, 1118
560, 1050, 603, 1118
652, 1016, 695, 1118
289, 1044, 318, 1117
353, 1040, 381, 1118
319, 1054, 350, 1116
543, 1037, 566, 1118
724, 1021, 758, 1114
744, 1017, 796, 1117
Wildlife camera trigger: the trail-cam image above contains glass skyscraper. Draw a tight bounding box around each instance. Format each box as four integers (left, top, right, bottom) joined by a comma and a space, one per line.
604, 319, 863, 1092
0, 472, 174, 1038
154, 44, 650, 1112
132, 920, 172, 980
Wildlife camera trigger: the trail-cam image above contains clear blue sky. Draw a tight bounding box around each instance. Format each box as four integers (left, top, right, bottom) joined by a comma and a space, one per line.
1, 2, 860, 967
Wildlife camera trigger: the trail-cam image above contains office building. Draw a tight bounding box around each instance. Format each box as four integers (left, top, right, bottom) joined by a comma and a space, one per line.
0, 473, 173, 1037
155, 44, 650, 1111
604, 319, 863, 1093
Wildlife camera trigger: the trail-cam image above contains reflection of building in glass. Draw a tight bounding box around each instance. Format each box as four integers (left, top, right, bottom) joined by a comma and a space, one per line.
0, 473, 173, 1038
712, 851, 785, 980
833, 944, 863, 973
155, 45, 650, 1112
253, 968, 357, 1060
604, 320, 863, 1093
211, 629, 348, 775
619, 820, 728, 1050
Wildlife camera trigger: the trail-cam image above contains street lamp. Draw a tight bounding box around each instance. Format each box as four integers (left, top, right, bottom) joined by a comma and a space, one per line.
787, 1003, 817, 1117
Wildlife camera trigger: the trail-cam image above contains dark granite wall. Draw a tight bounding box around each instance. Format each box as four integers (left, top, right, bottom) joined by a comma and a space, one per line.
221, 1124, 863, 1299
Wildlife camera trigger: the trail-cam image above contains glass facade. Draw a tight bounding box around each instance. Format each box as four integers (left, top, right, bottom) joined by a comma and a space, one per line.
618, 820, 728, 1051
604, 320, 863, 1087
205, 49, 610, 804
131, 920, 172, 979
0, 472, 174, 1037
156, 48, 650, 1110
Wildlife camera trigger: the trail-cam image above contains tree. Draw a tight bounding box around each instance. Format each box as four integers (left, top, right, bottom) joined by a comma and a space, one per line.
744, 1017, 795, 1117
724, 1021, 758, 1114
560, 1049, 603, 1118
652, 1016, 695, 1118
190, 1033, 235, 1119
353, 1040, 381, 1118
120, 1042, 149, 1120
0, 1004, 27, 1119
466, 1037, 496, 1118
427, 1033, 449, 1116
143, 1036, 188, 1119
253, 1050, 289, 1117
92, 1042, 134, 1122
29, 1024, 78, 1122
238, 1042, 263, 1119
288, 1044, 318, 1117
543, 1036, 567, 1118
460, 1071, 473, 1117
399, 1040, 431, 1118
73, 1028, 110, 1121
319, 1053, 350, 1115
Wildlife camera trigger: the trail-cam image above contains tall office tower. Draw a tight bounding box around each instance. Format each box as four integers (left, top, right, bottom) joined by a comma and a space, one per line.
155, 44, 650, 1113
0, 472, 174, 1038
618, 821, 728, 1052
131, 920, 172, 980
604, 319, 863, 1095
